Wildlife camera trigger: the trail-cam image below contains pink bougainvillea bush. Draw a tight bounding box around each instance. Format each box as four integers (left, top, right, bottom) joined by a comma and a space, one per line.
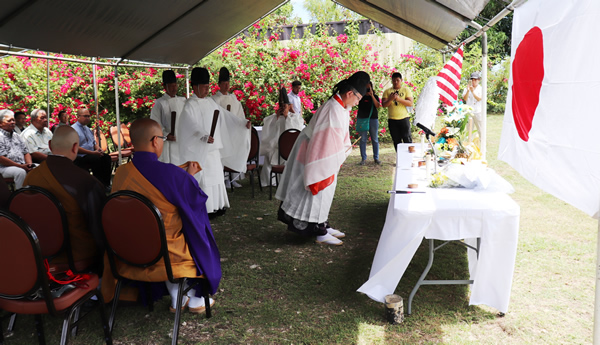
0, 21, 433, 142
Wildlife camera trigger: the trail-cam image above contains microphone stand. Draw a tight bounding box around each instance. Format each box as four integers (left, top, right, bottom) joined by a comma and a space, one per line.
424, 133, 438, 174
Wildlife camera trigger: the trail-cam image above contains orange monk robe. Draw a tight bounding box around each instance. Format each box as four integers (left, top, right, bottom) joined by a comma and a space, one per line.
23, 158, 103, 270
100, 162, 201, 302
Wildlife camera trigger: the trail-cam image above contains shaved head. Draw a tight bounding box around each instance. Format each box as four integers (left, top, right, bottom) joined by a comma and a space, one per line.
50, 126, 80, 160
130, 118, 164, 157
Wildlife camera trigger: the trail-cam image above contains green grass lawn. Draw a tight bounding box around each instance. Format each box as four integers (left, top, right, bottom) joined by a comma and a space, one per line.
3, 114, 596, 344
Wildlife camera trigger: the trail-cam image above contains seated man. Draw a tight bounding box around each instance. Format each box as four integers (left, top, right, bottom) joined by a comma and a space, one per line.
13, 111, 27, 135
0, 109, 33, 189
24, 126, 106, 272
71, 107, 112, 188
101, 118, 221, 313
51, 110, 70, 132
260, 87, 304, 187
21, 109, 53, 163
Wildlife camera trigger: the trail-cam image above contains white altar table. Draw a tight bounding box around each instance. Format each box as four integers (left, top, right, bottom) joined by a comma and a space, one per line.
357, 144, 520, 313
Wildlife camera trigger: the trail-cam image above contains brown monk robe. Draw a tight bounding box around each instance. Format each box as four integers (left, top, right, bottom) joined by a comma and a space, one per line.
101, 119, 217, 313
23, 126, 106, 272
99, 162, 200, 302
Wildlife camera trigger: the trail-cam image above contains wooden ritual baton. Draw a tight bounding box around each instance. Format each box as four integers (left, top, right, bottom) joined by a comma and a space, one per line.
169, 111, 176, 136
345, 136, 361, 153
226, 105, 231, 111
209, 109, 219, 142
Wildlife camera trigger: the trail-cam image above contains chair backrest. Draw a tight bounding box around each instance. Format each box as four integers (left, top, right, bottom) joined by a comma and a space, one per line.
8, 186, 69, 261
101, 190, 174, 281
120, 124, 132, 147
110, 125, 131, 150
248, 126, 260, 164
0, 176, 11, 208
278, 129, 301, 163
97, 129, 109, 152
0, 210, 45, 300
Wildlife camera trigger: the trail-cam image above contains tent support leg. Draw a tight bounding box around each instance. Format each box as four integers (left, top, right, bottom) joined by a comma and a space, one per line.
594, 216, 600, 344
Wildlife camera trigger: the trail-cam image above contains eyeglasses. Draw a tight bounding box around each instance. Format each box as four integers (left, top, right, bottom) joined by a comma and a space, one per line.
352, 90, 362, 99
150, 135, 167, 142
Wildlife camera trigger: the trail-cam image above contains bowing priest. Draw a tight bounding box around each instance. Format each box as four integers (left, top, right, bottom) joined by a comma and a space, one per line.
259, 87, 304, 187
150, 70, 186, 164
211, 66, 247, 188
276, 71, 370, 246
24, 126, 105, 272
101, 118, 221, 313
176, 67, 251, 216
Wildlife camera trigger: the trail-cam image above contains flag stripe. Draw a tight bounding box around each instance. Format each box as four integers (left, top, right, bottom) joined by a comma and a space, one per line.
436, 45, 464, 105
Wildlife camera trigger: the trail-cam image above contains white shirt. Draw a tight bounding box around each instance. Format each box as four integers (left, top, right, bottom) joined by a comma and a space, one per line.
462, 84, 482, 114
21, 125, 53, 156
288, 91, 302, 115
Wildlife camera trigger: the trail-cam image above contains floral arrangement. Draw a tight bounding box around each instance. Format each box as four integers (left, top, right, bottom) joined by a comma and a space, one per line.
429, 172, 449, 188
434, 100, 473, 158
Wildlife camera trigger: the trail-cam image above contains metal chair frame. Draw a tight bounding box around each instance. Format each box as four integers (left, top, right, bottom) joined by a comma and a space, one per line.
0, 209, 112, 345
102, 190, 211, 345
225, 126, 263, 197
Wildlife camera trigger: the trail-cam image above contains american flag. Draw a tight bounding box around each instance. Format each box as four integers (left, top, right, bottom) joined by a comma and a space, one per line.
436, 45, 464, 106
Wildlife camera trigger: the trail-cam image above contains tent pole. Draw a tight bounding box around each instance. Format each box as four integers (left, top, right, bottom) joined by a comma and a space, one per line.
481, 31, 487, 160
46, 52, 50, 115
93, 58, 101, 146
594, 213, 600, 345
186, 67, 190, 98
114, 63, 122, 163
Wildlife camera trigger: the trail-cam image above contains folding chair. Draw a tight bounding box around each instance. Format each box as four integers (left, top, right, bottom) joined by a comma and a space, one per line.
110, 124, 134, 150
2, 176, 15, 193
101, 190, 211, 345
8, 186, 96, 274
97, 129, 131, 172
0, 209, 112, 345
0, 175, 11, 208
224, 126, 262, 197
269, 129, 300, 200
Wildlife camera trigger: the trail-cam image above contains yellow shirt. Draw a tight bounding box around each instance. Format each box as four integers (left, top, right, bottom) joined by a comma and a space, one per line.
383, 85, 413, 120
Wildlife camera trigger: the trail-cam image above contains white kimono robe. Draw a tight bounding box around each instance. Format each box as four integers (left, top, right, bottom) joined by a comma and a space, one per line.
211, 91, 246, 120
275, 95, 351, 223
259, 112, 304, 187
175, 94, 251, 213
150, 93, 186, 164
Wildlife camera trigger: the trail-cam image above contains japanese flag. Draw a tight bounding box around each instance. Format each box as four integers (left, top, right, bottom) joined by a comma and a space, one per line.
499, 0, 600, 218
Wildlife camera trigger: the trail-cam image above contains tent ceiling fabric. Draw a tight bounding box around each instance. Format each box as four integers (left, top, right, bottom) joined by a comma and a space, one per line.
0, 0, 283, 65
336, 0, 490, 49
0, 0, 489, 65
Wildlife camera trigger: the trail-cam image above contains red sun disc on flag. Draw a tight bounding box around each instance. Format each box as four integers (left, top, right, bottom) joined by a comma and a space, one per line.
511, 26, 544, 142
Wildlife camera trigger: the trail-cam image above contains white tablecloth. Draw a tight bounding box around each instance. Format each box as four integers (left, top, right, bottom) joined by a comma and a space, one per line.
357, 144, 520, 313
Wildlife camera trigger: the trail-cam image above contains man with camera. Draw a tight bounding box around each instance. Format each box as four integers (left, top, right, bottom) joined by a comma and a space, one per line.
0, 109, 34, 189
382, 72, 414, 151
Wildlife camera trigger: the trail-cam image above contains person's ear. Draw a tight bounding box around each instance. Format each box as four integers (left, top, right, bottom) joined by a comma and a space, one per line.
72, 142, 79, 155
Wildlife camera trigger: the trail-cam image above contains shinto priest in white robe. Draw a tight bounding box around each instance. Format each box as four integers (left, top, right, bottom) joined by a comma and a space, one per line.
211, 91, 246, 121
150, 93, 185, 164
275, 95, 351, 224
176, 94, 251, 213
259, 111, 304, 187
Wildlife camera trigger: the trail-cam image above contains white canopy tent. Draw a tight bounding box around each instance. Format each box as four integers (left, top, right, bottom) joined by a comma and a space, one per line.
0, 0, 495, 159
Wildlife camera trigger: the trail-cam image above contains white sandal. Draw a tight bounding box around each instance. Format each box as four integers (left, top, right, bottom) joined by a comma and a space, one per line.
316, 233, 343, 246
326, 228, 345, 239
